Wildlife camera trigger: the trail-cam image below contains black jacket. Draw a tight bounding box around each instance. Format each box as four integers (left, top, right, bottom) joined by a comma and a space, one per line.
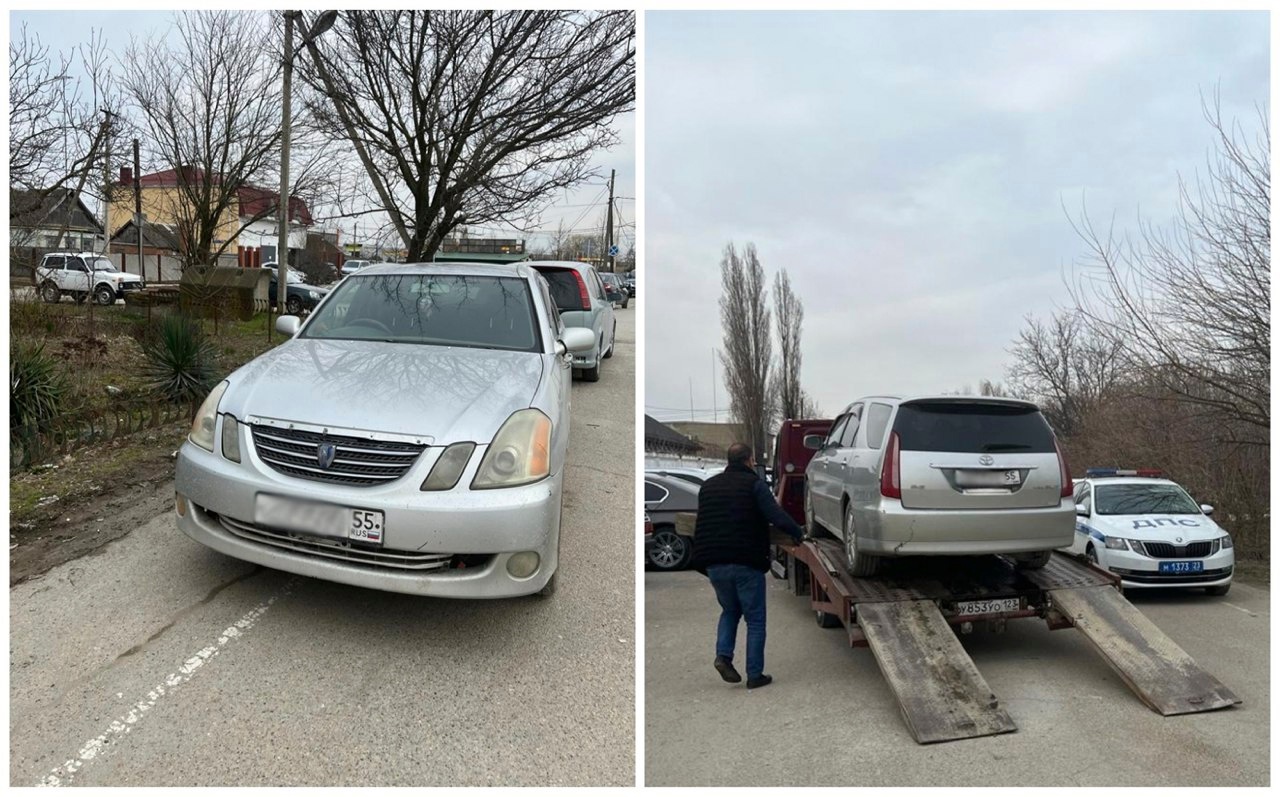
690, 463, 773, 573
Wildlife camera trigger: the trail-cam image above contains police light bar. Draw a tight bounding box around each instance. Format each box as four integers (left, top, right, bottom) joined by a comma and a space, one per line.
1084, 467, 1165, 478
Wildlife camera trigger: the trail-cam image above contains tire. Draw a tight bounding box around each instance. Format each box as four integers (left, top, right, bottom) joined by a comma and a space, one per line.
581, 339, 602, 382
286, 296, 303, 315
843, 501, 880, 577
535, 570, 558, 597
816, 609, 842, 629
603, 324, 616, 359
647, 525, 692, 571
72, 292, 87, 305
94, 285, 116, 305
803, 486, 820, 538
622, 298, 629, 309
1085, 544, 1099, 565
40, 282, 61, 304
1013, 550, 1052, 570
1205, 583, 1231, 597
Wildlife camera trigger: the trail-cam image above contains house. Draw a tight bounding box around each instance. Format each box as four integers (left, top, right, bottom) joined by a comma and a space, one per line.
108, 218, 185, 282
666, 421, 761, 460
644, 415, 703, 456
434, 234, 529, 264
10, 188, 105, 251
108, 167, 314, 267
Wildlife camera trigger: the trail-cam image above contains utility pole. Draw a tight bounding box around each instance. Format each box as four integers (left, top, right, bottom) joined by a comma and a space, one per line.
712, 348, 718, 424
604, 168, 615, 272
133, 138, 144, 282
277, 10, 297, 312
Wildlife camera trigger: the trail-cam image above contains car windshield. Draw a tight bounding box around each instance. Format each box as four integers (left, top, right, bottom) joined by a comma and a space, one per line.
301, 273, 540, 351
84, 256, 117, 273
892, 402, 1055, 453
1094, 484, 1202, 515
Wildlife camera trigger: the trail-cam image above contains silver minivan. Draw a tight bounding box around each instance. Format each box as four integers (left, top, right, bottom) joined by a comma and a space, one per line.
805, 395, 1075, 576
528, 261, 617, 382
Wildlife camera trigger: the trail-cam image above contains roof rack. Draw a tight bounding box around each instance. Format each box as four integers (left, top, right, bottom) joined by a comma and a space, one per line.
1084, 467, 1165, 479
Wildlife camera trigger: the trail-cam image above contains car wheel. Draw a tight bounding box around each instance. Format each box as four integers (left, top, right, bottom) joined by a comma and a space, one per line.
816, 609, 843, 628
535, 570, 558, 597
622, 298, 629, 309
843, 502, 879, 577
1012, 550, 1052, 570
581, 340, 602, 382
40, 282, 61, 304
286, 296, 303, 315
94, 285, 116, 305
1205, 583, 1231, 597
647, 526, 691, 571
604, 324, 616, 359
803, 487, 821, 538
72, 291, 87, 305
1085, 544, 1099, 565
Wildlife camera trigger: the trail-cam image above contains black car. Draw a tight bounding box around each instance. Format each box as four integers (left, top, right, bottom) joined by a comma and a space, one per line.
644, 473, 701, 570
600, 272, 629, 309
265, 266, 328, 315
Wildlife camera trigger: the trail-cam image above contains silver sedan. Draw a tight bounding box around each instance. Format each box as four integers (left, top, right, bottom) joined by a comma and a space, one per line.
174, 263, 595, 598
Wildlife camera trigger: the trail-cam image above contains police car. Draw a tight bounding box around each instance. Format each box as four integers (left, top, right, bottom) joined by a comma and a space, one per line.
1063, 468, 1233, 595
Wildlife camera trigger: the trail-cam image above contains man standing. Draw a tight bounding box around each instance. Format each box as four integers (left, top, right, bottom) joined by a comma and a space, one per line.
690, 443, 804, 690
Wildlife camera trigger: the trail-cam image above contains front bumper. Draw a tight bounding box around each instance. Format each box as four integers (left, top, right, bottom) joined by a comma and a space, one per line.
1096, 546, 1234, 589
857, 498, 1076, 556
175, 435, 562, 598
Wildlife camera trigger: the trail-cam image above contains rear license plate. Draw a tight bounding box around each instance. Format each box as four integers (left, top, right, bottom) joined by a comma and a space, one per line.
955, 597, 1020, 615
255, 494, 384, 545
1159, 560, 1204, 574
955, 469, 1022, 488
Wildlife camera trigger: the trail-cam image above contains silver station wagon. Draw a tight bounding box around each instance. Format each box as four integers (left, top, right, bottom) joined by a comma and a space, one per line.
175, 263, 595, 598
804, 395, 1075, 576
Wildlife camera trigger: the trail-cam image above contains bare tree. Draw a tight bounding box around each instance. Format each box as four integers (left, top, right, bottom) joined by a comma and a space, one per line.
719, 242, 773, 461
297, 10, 635, 261
772, 268, 805, 420
1067, 92, 1269, 438
121, 11, 288, 269
1006, 310, 1124, 435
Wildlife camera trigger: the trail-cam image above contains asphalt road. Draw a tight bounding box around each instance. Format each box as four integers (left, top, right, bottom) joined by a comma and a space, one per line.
10, 307, 637, 787
644, 567, 1269, 787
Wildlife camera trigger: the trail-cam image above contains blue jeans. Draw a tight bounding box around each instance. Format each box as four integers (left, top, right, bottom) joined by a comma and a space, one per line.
707, 564, 767, 680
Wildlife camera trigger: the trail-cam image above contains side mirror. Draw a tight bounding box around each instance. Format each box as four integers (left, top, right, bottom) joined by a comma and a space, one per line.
1200, 504, 1214, 515
803, 434, 824, 451
559, 326, 596, 354
1075, 503, 1089, 517
275, 315, 301, 336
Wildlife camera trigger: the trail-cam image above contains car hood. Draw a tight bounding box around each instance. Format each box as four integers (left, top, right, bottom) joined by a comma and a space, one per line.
1087, 513, 1224, 541
220, 338, 544, 444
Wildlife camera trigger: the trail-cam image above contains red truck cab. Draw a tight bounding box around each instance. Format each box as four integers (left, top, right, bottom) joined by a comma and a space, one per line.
771, 418, 834, 526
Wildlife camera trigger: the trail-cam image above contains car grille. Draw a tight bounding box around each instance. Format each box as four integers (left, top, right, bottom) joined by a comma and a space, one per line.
1140, 541, 1217, 559
216, 513, 461, 571
250, 424, 426, 486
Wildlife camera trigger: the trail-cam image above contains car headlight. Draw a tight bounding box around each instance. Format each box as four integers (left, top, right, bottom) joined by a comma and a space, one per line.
471, 409, 551, 489
1220, 535, 1233, 549
309, 290, 319, 299
221, 414, 241, 463
189, 382, 229, 452
1104, 537, 1128, 550
422, 442, 475, 491
1126, 539, 1146, 555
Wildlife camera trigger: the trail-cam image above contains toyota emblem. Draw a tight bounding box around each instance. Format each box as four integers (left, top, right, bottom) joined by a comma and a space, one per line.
317, 442, 337, 469
978, 454, 994, 466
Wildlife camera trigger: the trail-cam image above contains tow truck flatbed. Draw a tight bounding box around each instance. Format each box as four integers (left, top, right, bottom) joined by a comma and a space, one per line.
772, 538, 1241, 744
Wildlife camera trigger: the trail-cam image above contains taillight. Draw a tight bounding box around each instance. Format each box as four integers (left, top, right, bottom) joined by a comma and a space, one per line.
1055, 439, 1073, 498
572, 271, 591, 310
880, 431, 901, 499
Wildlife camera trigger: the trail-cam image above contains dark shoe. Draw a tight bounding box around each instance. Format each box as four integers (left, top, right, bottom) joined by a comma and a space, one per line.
714, 656, 742, 683
746, 674, 773, 690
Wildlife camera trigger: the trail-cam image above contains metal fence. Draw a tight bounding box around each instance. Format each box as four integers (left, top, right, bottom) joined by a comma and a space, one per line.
10, 400, 194, 472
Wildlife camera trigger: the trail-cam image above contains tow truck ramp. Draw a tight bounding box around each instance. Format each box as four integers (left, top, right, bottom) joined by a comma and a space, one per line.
779, 540, 1240, 744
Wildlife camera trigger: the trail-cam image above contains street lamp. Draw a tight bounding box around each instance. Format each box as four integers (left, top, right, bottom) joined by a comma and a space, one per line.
276, 10, 337, 311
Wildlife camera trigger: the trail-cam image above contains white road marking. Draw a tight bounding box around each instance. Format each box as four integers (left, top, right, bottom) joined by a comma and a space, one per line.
1221, 602, 1260, 617
38, 578, 297, 787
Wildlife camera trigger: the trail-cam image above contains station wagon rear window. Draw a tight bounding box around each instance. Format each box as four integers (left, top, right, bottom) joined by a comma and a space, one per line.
892, 402, 1055, 453
302, 274, 541, 352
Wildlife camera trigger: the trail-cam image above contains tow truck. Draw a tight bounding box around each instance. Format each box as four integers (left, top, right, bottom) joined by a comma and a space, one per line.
766, 418, 1241, 744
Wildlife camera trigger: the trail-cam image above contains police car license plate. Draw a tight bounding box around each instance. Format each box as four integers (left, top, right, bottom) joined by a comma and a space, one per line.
255, 494, 384, 545
1159, 560, 1204, 574
955, 597, 1020, 615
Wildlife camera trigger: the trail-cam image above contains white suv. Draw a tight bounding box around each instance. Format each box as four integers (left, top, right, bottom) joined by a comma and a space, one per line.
1063, 469, 1234, 595
36, 252, 145, 305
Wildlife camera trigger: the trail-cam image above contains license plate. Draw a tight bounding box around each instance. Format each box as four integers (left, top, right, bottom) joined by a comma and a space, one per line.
956, 469, 1022, 487
955, 597, 1020, 615
1159, 560, 1204, 574
255, 494, 384, 545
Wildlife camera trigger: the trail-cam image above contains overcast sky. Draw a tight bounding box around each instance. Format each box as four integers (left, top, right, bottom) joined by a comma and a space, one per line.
10, 10, 634, 254
645, 11, 1267, 425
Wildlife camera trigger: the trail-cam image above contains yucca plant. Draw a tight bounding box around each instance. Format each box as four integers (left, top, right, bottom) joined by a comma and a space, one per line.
142, 314, 217, 403
10, 343, 68, 439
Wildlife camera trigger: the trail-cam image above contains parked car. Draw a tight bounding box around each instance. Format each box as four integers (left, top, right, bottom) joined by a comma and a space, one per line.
36, 252, 145, 305
1063, 468, 1234, 595
263, 264, 328, 314
805, 395, 1074, 576
643, 473, 701, 571
623, 272, 636, 297
599, 272, 629, 309
528, 261, 617, 382
645, 467, 718, 487
174, 262, 597, 598
341, 259, 377, 277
